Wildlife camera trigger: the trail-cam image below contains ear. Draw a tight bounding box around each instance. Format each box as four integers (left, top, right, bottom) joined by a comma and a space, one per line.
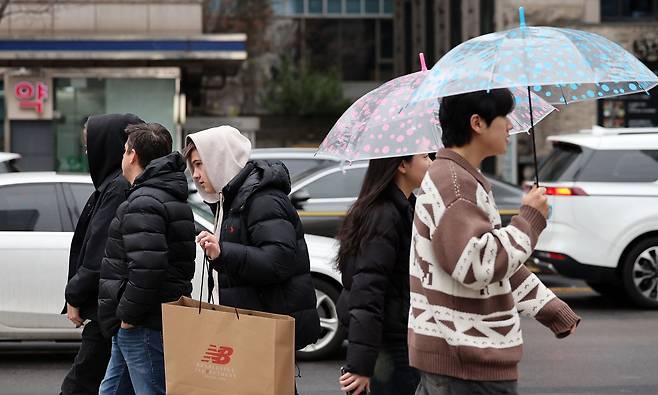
128, 149, 138, 165
398, 160, 408, 175
470, 114, 484, 136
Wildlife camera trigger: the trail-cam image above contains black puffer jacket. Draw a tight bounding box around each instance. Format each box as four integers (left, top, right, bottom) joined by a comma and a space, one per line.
336, 184, 416, 376
98, 152, 196, 337
64, 113, 142, 320
209, 160, 321, 350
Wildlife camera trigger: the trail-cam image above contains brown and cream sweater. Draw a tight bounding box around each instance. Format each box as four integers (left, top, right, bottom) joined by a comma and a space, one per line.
408, 149, 580, 381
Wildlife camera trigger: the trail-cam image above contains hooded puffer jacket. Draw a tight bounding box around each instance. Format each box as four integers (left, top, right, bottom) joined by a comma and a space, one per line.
98, 152, 196, 337
209, 160, 321, 350
64, 113, 143, 320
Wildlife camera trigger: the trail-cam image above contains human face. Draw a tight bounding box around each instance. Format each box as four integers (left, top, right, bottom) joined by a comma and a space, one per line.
477, 115, 513, 156
121, 142, 138, 184
401, 153, 433, 190
189, 149, 216, 194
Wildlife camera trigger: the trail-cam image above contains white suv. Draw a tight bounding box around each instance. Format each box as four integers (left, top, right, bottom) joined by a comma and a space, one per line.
532, 126, 658, 307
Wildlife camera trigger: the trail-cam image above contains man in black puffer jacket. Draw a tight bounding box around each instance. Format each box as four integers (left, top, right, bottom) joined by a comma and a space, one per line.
98, 123, 195, 395
186, 126, 321, 352
61, 113, 143, 395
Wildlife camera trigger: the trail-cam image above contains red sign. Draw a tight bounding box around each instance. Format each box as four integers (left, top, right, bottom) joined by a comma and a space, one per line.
14, 81, 48, 114
201, 344, 234, 365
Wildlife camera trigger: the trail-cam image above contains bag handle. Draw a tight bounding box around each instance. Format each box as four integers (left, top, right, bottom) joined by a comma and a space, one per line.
197, 251, 240, 319
198, 252, 208, 314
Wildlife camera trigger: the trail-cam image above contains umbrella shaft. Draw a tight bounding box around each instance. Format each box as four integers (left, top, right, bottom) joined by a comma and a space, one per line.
526, 86, 540, 187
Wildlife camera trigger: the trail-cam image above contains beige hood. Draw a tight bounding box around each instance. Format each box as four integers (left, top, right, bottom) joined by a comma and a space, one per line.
185, 126, 252, 204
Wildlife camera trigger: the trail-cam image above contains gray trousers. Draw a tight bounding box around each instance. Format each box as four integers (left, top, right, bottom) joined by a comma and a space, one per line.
415, 372, 518, 395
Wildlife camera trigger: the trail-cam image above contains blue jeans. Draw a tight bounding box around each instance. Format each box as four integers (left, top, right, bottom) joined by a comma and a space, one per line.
99, 327, 165, 395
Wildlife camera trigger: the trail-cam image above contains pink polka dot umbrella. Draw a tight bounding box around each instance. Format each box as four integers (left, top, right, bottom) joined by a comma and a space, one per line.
317, 66, 556, 162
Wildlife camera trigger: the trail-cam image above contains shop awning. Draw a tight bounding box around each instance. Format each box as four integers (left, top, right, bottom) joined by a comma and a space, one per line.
0, 34, 247, 60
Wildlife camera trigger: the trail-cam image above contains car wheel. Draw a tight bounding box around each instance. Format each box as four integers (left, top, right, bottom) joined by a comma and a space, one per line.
586, 281, 626, 299
622, 237, 658, 308
296, 278, 345, 360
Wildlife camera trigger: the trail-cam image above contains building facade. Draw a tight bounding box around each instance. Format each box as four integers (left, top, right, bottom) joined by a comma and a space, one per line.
1, 0, 246, 171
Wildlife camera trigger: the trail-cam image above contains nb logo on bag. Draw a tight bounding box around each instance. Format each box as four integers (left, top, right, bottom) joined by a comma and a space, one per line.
201, 345, 234, 365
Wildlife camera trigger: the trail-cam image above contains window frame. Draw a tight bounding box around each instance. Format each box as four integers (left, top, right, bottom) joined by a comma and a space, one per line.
601, 0, 658, 22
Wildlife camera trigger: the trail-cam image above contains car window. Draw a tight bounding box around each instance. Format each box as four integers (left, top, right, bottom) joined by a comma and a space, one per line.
0, 183, 62, 231
304, 167, 368, 199
488, 178, 523, 201
577, 149, 658, 182
538, 143, 584, 182
69, 183, 95, 219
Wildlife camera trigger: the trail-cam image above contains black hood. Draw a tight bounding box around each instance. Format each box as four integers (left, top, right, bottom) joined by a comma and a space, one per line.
223, 160, 292, 208
132, 152, 189, 201
86, 113, 144, 189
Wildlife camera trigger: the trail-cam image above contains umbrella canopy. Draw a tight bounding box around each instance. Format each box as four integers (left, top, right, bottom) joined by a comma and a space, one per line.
408, 7, 658, 184
409, 13, 658, 106
318, 70, 556, 162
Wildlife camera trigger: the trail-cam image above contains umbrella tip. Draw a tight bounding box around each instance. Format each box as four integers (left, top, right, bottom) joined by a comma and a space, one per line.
419, 52, 427, 71
519, 7, 526, 28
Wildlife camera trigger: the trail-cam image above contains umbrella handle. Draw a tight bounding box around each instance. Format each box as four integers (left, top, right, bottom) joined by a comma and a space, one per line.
527, 86, 540, 187
419, 53, 427, 72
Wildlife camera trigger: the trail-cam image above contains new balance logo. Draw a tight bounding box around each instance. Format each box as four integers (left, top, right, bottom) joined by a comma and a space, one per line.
201, 345, 234, 365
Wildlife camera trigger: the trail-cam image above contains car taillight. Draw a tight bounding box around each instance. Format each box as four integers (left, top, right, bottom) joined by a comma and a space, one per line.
545, 186, 588, 196
536, 251, 568, 261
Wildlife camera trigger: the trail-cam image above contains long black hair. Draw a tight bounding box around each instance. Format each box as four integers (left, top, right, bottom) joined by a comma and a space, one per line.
336, 155, 412, 272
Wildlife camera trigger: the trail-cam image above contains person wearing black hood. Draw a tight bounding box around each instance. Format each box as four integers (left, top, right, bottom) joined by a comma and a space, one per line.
98, 123, 195, 395
61, 113, 143, 395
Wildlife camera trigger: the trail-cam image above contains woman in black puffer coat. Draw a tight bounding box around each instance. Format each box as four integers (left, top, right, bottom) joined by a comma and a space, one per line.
336, 154, 432, 395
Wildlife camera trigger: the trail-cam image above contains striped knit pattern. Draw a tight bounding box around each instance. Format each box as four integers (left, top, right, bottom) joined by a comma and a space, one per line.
408, 149, 581, 381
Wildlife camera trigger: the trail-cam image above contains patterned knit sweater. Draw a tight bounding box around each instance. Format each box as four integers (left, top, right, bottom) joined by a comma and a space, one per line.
408, 149, 580, 381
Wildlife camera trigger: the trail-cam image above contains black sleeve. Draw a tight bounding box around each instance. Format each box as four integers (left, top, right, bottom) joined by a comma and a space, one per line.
344, 212, 400, 377
217, 192, 298, 286
65, 181, 127, 308
116, 195, 168, 325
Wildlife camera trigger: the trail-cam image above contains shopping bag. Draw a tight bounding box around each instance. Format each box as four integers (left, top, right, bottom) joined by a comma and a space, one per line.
162, 296, 295, 395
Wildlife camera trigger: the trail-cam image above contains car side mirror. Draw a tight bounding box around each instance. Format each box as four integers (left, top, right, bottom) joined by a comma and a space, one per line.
290, 189, 311, 210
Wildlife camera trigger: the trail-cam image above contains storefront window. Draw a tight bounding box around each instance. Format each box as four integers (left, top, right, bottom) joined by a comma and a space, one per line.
54, 77, 176, 173
55, 78, 104, 173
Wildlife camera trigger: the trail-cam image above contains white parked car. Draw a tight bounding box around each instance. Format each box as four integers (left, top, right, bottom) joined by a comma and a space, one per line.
532, 126, 658, 307
0, 172, 343, 359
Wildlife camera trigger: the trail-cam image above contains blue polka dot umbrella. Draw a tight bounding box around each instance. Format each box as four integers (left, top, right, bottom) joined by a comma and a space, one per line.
409, 7, 658, 183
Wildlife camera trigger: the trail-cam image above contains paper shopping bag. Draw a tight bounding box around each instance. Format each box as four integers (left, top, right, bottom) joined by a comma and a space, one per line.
162, 296, 295, 395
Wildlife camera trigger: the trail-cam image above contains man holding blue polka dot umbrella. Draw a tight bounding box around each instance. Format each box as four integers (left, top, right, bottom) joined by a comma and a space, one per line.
409, 6, 658, 185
